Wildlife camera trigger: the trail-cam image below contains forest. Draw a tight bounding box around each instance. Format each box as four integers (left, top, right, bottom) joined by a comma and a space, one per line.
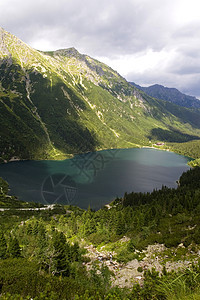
0, 167, 200, 299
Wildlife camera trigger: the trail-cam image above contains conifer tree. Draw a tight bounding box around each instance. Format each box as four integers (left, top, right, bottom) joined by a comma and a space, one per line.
71, 241, 81, 262
8, 237, 21, 258
32, 221, 39, 236
26, 222, 33, 235
0, 230, 7, 259
53, 231, 70, 276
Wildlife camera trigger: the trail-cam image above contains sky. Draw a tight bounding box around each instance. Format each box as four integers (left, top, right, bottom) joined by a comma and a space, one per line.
1, 0, 200, 98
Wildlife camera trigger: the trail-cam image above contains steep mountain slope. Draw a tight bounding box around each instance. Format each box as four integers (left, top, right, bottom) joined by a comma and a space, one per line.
130, 82, 200, 109
1, 27, 200, 162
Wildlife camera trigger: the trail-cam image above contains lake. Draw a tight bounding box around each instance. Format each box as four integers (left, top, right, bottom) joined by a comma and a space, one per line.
0, 148, 191, 210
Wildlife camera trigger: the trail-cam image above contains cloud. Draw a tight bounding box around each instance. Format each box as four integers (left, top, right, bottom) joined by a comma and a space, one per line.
0, 0, 178, 54
0, 0, 200, 97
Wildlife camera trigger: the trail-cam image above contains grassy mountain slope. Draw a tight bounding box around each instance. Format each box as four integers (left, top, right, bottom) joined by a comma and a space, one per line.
1, 27, 200, 161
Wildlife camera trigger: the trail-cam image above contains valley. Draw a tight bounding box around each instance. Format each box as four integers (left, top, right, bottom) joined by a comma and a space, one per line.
0, 27, 200, 166
1, 27, 200, 300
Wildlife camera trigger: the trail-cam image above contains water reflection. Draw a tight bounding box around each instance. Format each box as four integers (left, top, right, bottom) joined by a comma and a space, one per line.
0, 148, 191, 210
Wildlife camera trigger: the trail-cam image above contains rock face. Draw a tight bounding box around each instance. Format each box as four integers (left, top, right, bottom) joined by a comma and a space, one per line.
0, 28, 10, 57
1, 27, 200, 161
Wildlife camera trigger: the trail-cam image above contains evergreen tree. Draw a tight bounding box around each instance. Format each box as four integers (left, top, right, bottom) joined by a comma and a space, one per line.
52, 231, 70, 276
0, 230, 7, 259
8, 237, 21, 258
71, 242, 81, 262
26, 222, 33, 235
84, 218, 96, 236
115, 212, 126, 235
32, 221, 39, 236
37, 221, 46, 239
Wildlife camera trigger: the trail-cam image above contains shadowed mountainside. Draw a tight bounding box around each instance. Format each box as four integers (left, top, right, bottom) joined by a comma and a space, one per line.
1, 27, 200, 161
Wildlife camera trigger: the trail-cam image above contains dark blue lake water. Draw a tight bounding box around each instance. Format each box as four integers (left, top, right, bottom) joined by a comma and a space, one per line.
0, 148, 191, 210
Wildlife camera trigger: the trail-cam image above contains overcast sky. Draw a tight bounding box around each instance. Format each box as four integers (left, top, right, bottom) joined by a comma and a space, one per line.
1, 0, 200, 98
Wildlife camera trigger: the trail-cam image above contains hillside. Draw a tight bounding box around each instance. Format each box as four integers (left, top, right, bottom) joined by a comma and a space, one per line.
130, 82, 200, 109
1, 167, 200, 299
1, 27, 200, 162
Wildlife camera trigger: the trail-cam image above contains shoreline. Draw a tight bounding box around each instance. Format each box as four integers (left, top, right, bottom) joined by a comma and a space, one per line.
0, 144, 195, 165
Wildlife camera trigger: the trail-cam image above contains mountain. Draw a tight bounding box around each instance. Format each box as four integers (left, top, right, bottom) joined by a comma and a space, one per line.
1, 27, 200, 162
130, 82, 200, 109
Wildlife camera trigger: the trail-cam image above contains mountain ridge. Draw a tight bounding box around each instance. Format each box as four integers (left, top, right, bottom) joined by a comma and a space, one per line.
130, 82, 200, 109
1, 27, 200, 162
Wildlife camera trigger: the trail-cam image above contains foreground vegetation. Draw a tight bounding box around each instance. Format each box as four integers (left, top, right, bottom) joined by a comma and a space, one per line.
0, 167, 200, 299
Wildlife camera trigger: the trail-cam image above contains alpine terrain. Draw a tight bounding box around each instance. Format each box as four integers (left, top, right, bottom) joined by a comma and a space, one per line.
130, 82, 200, 109
1, 27, 200, 300
1, 27, 200, 162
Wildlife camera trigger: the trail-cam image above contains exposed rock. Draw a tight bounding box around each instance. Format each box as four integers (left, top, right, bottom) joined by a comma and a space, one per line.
83, 242, 200, 288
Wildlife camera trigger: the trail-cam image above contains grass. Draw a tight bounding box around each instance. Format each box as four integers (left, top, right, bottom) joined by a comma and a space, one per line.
1, 28, 200, 162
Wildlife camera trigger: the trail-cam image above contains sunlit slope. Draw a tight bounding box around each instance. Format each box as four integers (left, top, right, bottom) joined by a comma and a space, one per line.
1, 27, 200, 161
